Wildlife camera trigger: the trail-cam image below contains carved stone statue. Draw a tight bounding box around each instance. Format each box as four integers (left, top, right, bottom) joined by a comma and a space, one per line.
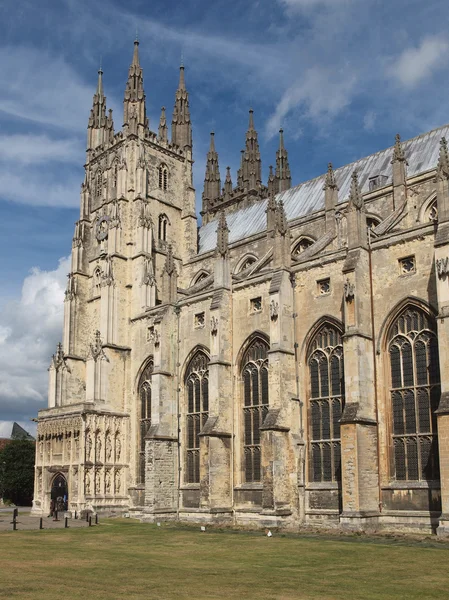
86, 434, 92, 461
95, 435, 102, 463
115, 469, 121, 494
106, 434, 112, 462
85, 469, 91, 496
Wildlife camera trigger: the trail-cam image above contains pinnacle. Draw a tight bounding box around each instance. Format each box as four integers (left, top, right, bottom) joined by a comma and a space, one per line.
210, 131, 216, 152
96, 68, 104, 97
349, 171, 363, 210
392, 133, 406, 163
248, 108, 255, 131
178, 65, 185, 90
132, 38, 140, 66
279, 128, 284, 150
324, 162, 338, 190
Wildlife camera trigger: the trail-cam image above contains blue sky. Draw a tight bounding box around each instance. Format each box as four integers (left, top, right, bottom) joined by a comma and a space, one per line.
1, 0, 449, 436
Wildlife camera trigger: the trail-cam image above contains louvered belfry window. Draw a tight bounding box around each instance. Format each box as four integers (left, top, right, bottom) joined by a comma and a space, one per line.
389, 307, 440, 481
185, 350, 209, 484
308, 325, 345, 483
138, 358, 153, 484
242, 338, 269, 483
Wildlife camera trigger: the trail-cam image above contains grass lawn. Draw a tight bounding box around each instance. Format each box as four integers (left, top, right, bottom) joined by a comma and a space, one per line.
1, 520, 449, 599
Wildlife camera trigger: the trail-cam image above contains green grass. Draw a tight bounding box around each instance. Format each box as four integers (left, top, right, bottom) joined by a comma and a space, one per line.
1, 520, 449, 599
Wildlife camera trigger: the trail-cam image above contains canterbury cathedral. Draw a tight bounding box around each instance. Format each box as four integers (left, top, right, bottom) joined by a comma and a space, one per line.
32, 40, 449, 535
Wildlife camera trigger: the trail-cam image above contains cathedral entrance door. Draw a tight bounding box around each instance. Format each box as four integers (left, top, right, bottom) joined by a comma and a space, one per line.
51, 473, 68, 511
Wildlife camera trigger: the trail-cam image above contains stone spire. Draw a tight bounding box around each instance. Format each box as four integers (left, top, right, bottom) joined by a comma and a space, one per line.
223, 166, 233, 198
87, 68, 114, 150
241, 109, 262, 191
275, 129, 291, 193
323, 163, 338, 233
272, 199, 290, 268
202, 132, 221, 209
391, 133, 408, 209
348, 171, 364, 210
123, 39, 147, 133
161, 244, 177, 303
436, 137, 449, 226
237, 150, 244, 188
266, 167, 277, 232
158, 106, 168, 142
274, 199, 289, 236
172, 65, 192, 149
164, 244, 176, 276
347, 171, 367, 249
216, 210, 229, 257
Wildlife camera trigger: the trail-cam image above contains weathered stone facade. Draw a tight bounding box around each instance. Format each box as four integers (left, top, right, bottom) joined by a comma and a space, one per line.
32, 41, 449, 534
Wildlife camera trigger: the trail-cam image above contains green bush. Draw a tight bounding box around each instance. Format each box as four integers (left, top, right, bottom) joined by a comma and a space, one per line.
0, 440, 35, 506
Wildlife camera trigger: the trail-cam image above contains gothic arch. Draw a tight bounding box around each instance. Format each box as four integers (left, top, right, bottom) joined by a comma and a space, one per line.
365, 212, 382, 229
238, 333, 270, 483
237, 331, 270, 370
418, 191, 438, 224
190, 270, 210, 287
300, 315, 344, 361
181, 345, 210, 383
136, 356, 154, 484
383, 302, 441, 482
291, 235, 315, 259
182, 347, 210, 484
158, 163, 169, 191
234, 253, 258, 274
377, 297, 438, 354
158, 213, 170, 241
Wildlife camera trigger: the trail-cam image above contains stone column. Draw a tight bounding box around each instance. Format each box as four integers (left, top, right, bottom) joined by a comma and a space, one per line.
260, 269, 296, 518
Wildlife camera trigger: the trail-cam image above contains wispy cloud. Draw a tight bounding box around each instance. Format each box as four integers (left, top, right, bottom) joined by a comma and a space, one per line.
0, 134, 83, 165
0, 257, 69, 424
387, 35, 449, 88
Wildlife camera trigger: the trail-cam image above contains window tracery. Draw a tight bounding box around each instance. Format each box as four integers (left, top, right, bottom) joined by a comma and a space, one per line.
241, 337, 269, 483
388, 307, 440, 481
185, 350, 209, 484
138, 358, 153, 484
158, 164, 168, 191
308, 324, 344, 483
158, 214, 169, 241
292, 237, 314, 258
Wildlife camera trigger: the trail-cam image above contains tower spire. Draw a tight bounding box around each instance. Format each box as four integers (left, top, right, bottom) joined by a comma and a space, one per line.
275, 128, 291, 193
224, 166, 233, 198
87, 67, 114, 150
241, 108, 262, 191
123, 39, 147, 133
158, 106, 168, 142
202, 132, 221, 212
172, 64, 192, 149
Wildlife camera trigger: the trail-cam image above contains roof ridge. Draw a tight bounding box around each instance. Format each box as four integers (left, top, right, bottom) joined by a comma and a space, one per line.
281, 122, 449, 196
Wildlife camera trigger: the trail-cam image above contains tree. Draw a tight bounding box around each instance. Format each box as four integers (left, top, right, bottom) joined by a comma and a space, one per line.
0, 440, 35, 506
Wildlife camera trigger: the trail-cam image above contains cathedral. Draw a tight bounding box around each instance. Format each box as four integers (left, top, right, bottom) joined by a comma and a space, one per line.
32, 40, 449, 535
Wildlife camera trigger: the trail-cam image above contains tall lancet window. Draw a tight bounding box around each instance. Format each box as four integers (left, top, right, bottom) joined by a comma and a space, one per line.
388, 307, 440, 481
158, 164, 168, 191
185, 350, 209, 484
241, 336, 269, 483
138, 358, 153, 484
95, 170, 103, 199
308, 324, 345, 483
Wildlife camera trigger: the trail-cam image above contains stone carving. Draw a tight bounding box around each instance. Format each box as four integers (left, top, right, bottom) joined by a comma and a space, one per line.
105, 469, 112, 494
115, 469, 121, 494
105, 433, 112, 462
65, 273, 77, 301
85, 469, 91, 496
436, 257, 449, 278
66, 439, 72, 462
210, 316, 219, 335
148, 326, 160, 347
344, 279, 355, 301
89, 330, 109, 362
95, 469, 101, 494
86, 433, 92, 462
72, 467, 78, 495
37, 470, 42, 493
115, 434, 122, 462
95, 433, 102, 463
270, 300, 279, 321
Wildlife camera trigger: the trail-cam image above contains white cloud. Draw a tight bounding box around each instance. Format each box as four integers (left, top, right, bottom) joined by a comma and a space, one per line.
0, 167, 81, 207
0, 134, 83, 165
266, 68, 357, 138
388, 36, 449, 88
363, 110, 377, 132
0, 46, 93, 131
279, 0, 353, 8
0, 257, 69, 423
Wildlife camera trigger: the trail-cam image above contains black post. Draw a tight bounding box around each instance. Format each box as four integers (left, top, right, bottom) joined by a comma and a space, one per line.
12, 519, 17, 531
74, 510, 77, 520
86, 513, 89, 522
39, 517, 43, 530
89, 516, 92, 527
95, 514, 98, 525
65, 517, 68, 528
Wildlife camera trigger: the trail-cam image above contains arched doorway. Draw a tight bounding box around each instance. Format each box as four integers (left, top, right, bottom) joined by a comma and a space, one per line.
51, 473, 68, 511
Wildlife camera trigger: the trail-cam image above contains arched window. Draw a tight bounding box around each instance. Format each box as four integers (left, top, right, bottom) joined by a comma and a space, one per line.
388, 307, 440, 481
112, 162, 118, 191
241, 336, 269, 483
158, 164, 168, 191
185, 350, 209, 484
428, 200, 438, 223
366, 216, 381, 230
292, 237, 314, 259
238, 256, 257, 273
158, 214, 169, 241
92, 267, 102, 296
138, 358, 153, 484
95, 170, 103, 199
308, 323, 344, 483
192, 271, 209, 286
